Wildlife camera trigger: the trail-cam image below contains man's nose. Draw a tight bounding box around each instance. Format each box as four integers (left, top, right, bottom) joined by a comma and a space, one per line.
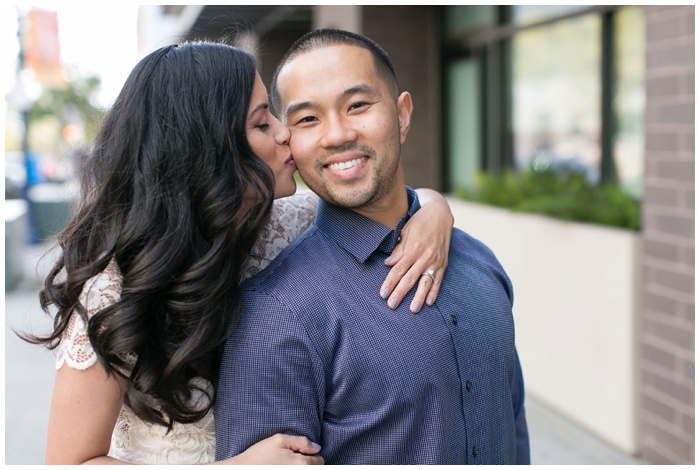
320, 115, 357, 148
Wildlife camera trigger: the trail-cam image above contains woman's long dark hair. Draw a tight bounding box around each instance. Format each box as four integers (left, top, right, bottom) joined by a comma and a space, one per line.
24, 41, 274, 428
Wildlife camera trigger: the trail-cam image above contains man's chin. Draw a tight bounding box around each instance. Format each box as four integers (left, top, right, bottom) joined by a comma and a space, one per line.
301, 175, 382, 208
326, 190, 378, 209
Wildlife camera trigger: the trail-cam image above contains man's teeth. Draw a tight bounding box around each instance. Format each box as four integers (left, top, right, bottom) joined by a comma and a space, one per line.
328, 158, 364, 171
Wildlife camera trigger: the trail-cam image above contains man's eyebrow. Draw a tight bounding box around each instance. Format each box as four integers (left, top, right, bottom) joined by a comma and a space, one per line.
285, 101, 313, 118
248, 102, 269, 120
342, 84, 378, 98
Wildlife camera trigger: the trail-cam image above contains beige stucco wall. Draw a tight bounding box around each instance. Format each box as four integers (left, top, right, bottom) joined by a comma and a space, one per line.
448, 197, 640, 454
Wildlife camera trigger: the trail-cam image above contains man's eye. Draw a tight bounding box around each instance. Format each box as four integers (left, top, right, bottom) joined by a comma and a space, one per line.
297, 116, 317, 124
349, 102, 368, 111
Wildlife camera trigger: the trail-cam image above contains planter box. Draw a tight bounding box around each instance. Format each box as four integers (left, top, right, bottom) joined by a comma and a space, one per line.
5, 199, 28, 291
446, 197, 640, 455
28, 182, 76, 241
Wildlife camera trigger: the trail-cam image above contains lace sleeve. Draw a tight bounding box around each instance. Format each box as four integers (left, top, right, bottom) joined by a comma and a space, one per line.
243, 190, 318, 279
55, 260, 123, 371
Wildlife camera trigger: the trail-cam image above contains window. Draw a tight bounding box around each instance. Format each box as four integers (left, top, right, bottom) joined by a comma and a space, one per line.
446, 58, 481, 191
512, 5, 589, 25
613, 6, 645, 197
512, 13, 601, 183
443, 5, 495, 39
442, 6, 644, 198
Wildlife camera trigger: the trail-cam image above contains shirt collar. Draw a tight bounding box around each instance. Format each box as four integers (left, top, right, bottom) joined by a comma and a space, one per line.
314, 187, 421, 263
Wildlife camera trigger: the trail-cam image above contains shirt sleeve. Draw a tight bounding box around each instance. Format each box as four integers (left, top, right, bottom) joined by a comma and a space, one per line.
512, 348, 531, 464
214, 289, 325, 461
55, 260, 122, 371
494, 257, 529, 464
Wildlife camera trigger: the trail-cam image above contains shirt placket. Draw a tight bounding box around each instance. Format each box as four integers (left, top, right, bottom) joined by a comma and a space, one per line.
433, 302, 481, 464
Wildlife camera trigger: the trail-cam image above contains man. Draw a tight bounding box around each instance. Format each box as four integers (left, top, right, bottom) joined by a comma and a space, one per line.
215, 29, 530, 464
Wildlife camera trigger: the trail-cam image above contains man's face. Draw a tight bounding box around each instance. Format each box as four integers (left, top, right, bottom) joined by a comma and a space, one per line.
276, 44, 412, 210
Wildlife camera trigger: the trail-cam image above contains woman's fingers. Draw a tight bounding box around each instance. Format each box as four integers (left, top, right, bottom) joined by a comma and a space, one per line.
381, 242, 406, 302
276, 434, 322, 455
382, 239, 447, 312
408, 269, 434, 313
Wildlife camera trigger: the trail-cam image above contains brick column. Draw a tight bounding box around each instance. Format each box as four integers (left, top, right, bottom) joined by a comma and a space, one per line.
362, 6, 442, 190
640, 5, 695, 465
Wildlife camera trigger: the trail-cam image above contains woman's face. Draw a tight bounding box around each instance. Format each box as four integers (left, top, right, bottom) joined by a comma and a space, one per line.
246, 73, 297, 199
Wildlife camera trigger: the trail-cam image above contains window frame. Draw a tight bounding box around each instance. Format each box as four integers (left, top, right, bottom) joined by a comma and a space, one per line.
442, 5, 625, 192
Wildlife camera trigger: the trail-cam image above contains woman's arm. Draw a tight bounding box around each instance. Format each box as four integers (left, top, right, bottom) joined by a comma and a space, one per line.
46, 364, 125, 464
45, 263, 323, 465
47, 357, 323, 465
381, 188, 454, 314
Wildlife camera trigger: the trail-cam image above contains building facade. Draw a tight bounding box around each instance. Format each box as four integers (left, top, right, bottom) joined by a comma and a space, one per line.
138, 5, 695, 464
640, 5, 695, 464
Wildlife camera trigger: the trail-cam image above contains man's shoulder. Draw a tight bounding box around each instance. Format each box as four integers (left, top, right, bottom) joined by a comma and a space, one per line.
448, 226, 512, 292
450, 227, 501, 266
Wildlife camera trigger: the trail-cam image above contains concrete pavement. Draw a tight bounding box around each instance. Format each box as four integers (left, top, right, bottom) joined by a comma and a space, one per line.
4, 241, 643, 465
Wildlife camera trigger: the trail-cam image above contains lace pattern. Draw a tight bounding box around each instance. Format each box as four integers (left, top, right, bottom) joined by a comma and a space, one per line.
244, 190, 318, 278
55, 260, 122, 370
55, 190, 318, 464
109, 379, 216, 464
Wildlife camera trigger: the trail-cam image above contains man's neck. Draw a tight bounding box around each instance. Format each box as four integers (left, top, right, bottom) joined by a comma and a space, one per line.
351, 185, 409, 229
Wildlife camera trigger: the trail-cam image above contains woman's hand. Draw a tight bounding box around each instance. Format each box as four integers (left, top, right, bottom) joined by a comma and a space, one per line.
381, 188, 454, 313
219, 434, 324, 465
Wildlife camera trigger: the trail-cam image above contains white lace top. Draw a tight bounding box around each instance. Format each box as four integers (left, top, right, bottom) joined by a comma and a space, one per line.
55, 191, 318, 464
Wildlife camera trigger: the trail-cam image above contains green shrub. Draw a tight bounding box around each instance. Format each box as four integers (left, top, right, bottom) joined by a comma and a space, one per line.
456, 169, 640, 230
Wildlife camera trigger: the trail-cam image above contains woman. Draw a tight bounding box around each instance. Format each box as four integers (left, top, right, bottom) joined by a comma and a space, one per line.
26, 41, 453, 464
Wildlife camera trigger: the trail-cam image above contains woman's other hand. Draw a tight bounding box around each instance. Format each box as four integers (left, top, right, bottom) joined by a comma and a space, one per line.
381, 188, 453, 314
220, 434, 324, 465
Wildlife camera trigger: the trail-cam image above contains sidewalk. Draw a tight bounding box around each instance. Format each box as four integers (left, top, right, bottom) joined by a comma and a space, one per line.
4, 241, 643, 465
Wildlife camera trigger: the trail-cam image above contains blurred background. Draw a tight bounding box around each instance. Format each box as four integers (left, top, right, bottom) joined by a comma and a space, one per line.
4, 4, 694, 465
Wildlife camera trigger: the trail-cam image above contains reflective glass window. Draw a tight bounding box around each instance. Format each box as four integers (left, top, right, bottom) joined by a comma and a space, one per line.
613, 6, 645, 197
444, 5, 495, 38
512, 5, 590, 25
512, 14, 601, 183
447, 58, 481, 191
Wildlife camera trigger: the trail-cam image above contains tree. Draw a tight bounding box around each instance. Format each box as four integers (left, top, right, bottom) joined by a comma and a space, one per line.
28, 70, 105, 150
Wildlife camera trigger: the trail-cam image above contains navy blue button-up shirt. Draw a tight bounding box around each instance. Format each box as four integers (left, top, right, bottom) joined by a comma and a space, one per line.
216, 188, 530, 464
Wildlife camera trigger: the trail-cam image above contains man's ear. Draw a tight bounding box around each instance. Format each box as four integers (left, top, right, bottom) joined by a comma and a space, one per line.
397, 92, 413, 144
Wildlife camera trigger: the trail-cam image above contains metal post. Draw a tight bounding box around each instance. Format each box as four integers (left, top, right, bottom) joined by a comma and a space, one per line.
600, 10, 618, 185
15, 7, 39, 244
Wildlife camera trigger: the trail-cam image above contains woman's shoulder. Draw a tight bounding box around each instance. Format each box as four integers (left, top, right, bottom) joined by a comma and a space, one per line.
79, 259, 123, 317
273, 189, 318, 217
244, 190, 319, 279
271, 190, 318, 239
56, 260, 124, 371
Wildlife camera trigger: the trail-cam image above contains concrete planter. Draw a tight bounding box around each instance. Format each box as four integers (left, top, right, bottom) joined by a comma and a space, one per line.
446, 197, 640, 455
5, 199, 28, 291
28, 182, 77, 241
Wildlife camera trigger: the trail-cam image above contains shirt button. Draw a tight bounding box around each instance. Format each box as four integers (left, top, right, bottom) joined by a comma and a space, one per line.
466, 381, 472, 392
451, 314, 457, 325
397, 235, 402, 243
472, 446, 478, 457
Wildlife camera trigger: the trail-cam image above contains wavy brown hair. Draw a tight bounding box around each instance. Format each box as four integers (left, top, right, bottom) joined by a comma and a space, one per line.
23, 41, 274, 428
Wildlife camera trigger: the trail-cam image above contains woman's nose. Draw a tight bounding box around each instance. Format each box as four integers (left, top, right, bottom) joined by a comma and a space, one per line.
274, 120, 291, 145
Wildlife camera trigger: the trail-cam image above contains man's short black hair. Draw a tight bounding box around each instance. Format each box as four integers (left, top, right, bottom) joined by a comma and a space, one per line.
271, 28, 398, 115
